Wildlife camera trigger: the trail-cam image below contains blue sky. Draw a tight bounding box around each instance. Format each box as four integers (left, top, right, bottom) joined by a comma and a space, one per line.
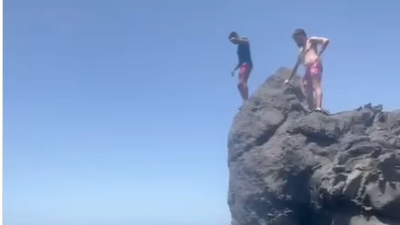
4, 0, 400, 224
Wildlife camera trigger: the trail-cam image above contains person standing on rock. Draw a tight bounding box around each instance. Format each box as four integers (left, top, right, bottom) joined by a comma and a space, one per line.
229, 31, 253, 106
284, 28, 330, 114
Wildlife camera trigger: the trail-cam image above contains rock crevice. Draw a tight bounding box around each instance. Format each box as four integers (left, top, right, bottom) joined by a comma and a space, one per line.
227, 68, 400, 225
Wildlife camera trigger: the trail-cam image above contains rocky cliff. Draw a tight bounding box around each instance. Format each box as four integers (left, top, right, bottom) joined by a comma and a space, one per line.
227, 67, 400, 225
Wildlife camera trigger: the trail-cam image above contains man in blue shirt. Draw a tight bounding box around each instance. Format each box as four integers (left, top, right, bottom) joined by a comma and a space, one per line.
229, 31, 253, 105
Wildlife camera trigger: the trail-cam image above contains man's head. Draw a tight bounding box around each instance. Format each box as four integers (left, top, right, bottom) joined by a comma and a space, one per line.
292, 28, 307, 48
229, 31, 239, 44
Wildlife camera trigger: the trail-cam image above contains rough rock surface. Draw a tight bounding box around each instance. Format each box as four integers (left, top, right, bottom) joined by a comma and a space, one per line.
227, 67, 400, 225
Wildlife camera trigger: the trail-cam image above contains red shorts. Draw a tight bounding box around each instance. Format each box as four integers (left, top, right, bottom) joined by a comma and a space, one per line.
239, 62, 253, 80
305, 60, 323, 81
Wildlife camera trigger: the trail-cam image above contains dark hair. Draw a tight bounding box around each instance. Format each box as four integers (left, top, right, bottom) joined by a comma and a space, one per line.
292, 28, 307, 37
229, 31, 239, 39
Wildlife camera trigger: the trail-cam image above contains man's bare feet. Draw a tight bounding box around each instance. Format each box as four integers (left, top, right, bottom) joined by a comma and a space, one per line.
314, 107, 330, 115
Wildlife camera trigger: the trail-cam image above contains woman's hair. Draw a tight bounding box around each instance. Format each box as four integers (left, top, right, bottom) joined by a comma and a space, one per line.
229, 31, 239, 39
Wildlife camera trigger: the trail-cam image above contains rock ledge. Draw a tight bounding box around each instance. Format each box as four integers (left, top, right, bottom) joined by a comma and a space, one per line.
227, 67, 400, 225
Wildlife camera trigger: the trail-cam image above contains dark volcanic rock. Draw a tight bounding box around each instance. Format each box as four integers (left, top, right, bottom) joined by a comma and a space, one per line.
227, 67, 400, 225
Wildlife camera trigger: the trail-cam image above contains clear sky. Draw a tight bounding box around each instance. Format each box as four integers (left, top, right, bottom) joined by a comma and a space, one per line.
4, 0, 400, 224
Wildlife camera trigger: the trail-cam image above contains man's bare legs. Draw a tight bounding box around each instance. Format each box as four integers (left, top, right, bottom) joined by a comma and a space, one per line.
311, 74, 323, 110
302, 78, 315, 111
238, 74, 249, 103
238, 64, 252, 104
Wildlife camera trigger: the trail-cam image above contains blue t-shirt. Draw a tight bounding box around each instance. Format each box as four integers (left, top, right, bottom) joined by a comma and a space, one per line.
237, 41, 252, 65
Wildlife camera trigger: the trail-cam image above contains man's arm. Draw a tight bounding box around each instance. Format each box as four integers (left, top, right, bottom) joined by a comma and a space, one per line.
231, 63, 242, 76
233, 63, 241, 71
309, 36, 330, 56
287, 57, 301, 82
230, 37, 249, 45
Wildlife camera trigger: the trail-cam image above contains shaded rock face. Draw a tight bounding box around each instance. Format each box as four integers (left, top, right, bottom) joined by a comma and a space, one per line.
227, 67, 400, 225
